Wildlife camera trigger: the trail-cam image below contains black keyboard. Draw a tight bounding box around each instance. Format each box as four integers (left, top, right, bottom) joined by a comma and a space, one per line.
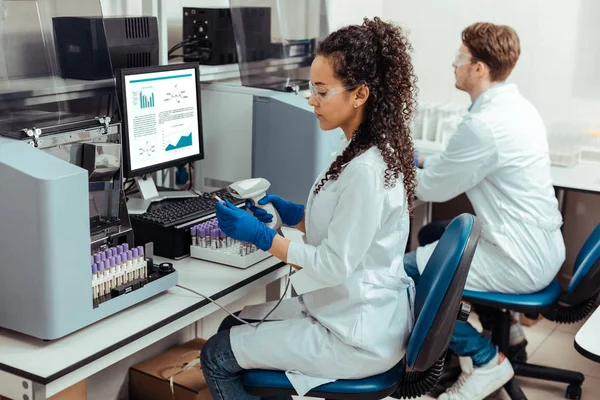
132, 188, 244, 228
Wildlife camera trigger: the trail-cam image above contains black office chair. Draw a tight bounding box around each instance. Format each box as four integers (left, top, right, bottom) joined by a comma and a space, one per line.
459, 224, 600, 400
240, 214, 482, 399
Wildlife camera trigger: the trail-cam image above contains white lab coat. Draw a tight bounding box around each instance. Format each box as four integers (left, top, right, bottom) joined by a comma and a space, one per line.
230, 142, 415, 396
415, 83, 565, 293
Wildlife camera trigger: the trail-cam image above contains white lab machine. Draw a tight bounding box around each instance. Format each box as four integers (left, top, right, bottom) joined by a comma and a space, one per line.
0, 1, 177, 340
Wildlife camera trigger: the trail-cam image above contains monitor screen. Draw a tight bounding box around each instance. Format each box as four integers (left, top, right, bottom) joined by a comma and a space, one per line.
118, 63, 203, 178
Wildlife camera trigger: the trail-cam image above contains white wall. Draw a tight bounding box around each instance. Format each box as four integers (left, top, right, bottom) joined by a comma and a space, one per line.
100, 0, 143, 16
383, 0, 600, 134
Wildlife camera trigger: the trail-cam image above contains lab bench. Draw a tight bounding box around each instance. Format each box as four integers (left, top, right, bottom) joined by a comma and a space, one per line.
0, 252, 288, 399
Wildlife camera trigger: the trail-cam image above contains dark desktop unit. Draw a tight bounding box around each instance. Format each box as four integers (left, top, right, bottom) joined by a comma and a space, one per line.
182, 7, 271, 65
53, 16, 159, 80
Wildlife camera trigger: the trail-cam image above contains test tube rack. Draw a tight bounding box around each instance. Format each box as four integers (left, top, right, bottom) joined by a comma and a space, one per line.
189, 217, 272, 269
91, 243, 149, 307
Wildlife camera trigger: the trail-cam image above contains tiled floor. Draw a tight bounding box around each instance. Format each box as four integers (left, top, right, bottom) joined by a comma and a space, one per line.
294, 313, 600, 399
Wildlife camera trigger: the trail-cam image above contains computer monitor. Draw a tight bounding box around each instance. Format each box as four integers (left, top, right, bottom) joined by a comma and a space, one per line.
116, 62, 204, 214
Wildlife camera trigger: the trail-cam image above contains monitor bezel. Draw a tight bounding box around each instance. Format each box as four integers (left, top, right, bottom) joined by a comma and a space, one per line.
116, 62, 204, 179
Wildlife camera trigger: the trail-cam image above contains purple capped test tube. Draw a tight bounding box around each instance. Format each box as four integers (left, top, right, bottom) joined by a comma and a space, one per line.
191, 226, 198, 246
94, 254, 101, 264
117, 245, 123, 254
210, 229, 217, 249
219, 230, 226, 248
132, 248, 139, 261
92, 263, 98, 274
138, 246, 144, 259
100, 252, 106, 261
201, 228, 207, 248
202, 226, 210, 248
123, 243, 129, 252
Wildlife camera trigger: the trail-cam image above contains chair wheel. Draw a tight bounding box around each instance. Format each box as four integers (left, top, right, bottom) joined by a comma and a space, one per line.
566, 384, 582, 400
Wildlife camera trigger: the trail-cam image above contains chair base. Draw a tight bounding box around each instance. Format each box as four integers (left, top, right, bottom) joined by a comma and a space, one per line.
497, 361, 584, 400
440, 308, 585, 400
244, 386, 396, 400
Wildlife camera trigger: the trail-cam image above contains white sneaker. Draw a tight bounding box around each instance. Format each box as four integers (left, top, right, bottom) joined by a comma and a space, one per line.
438, 353, 514, 400
509, 314, 526, 346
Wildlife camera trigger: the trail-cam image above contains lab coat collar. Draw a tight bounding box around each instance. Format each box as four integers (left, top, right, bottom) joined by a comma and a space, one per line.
468, 82, 515, 112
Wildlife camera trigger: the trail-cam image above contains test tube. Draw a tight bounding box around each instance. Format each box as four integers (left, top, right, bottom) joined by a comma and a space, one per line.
117, 244, 123, 254
212, 194, 225, 204
138, 246, 146, 278
126, 251, 133, 281
203, 228, 209, 249
198, 228, 205, 248
199, 227, 205, 248
219, 230, 225, 249
136, 248, 143, 279
123, 243, 129, 252
191, 226, 198, 246
92, 263, 98, 299
114, 255, 121, 286
212, 230, 219, 250
97, 261, 105, 296
110, 257, 117, 289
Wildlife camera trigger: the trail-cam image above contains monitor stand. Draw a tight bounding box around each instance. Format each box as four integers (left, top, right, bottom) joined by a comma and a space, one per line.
126, 176, 197, 215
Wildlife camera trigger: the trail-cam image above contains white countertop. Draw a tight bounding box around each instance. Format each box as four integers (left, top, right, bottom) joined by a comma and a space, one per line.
575, 307, 600, 363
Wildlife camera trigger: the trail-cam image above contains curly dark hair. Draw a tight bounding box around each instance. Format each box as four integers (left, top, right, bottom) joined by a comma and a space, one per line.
313, 17, 418, 212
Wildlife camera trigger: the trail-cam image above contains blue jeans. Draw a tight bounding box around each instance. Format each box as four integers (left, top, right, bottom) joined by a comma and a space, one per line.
201, 314, 292, 400
404, 252, 497, 367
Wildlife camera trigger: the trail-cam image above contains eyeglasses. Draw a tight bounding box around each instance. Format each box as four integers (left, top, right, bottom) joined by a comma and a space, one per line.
452, 51, 476, 67
308, 80, 359, 102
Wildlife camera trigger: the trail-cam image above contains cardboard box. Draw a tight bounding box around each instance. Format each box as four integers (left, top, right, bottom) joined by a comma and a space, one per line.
129, 338, 211, 400
1, 380, 86, 400
520, 313, 544, 327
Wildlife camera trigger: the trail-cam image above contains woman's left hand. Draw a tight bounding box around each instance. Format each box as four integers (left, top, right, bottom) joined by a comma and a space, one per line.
215, 199, 277, 251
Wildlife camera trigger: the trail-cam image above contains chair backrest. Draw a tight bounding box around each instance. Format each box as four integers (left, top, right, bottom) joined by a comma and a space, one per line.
566, 224, 600, 303
406, 213, 481, 371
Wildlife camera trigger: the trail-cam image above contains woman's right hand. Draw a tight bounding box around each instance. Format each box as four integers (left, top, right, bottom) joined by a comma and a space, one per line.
246, 194, 305, 227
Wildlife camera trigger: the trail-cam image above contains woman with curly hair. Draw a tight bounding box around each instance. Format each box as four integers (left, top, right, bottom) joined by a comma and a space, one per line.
202, 17, 418, 399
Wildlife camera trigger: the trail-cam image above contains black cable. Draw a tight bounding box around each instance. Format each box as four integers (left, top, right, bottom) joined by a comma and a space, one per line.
168, 39, 202, 56
188, 162, 195, 190
124, 178, 135, 193
176, 267, 291, 328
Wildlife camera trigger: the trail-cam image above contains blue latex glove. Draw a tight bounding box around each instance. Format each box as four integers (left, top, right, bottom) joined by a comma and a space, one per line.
245, 194, 305, 226
216, 199, 277, 251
